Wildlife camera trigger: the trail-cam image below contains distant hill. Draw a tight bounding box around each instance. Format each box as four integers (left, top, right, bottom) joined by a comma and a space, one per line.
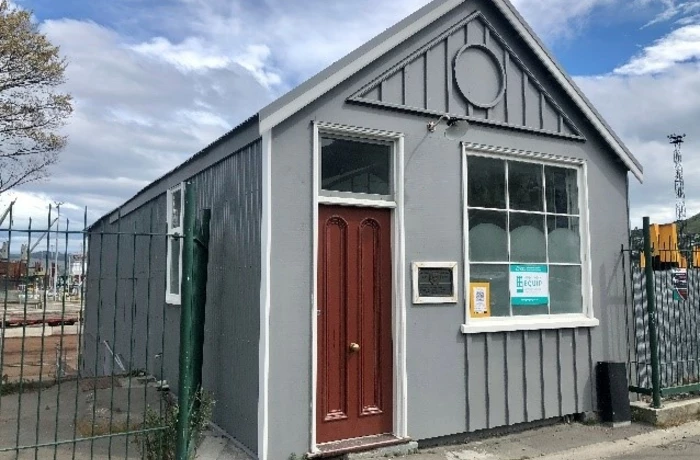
687, 212, 700, 234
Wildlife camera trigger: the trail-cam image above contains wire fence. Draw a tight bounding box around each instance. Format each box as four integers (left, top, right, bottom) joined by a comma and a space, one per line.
0, 197, 208, 459
626, 219, 700, 406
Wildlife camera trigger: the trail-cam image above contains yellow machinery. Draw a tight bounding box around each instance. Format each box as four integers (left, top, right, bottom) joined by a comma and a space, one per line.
640, 222, 691, 269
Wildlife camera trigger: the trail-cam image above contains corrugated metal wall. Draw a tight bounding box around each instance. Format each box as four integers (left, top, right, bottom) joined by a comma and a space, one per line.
84, 139, 262, 453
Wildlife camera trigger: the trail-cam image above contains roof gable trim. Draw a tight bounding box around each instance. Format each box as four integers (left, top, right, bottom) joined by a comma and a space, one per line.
347, 11, 585, 141
257, 0, 465, 133
492, 0, 642, 181
258, 0, 643, 182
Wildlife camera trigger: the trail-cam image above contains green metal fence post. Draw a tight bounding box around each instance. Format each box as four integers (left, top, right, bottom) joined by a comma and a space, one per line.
192, 209, 210, 399
643, 216, 662, 408
176, 183, 196, 460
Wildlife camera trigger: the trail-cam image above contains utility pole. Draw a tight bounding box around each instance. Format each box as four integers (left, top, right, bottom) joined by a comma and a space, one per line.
53, 201, 63, 300
668, 134, 686, 251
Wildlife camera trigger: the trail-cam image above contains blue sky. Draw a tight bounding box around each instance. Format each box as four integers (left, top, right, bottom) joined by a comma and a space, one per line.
2, 0, 700, 231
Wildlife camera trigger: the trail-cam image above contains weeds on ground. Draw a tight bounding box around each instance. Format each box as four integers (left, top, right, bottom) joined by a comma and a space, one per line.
136, 389, 214, 460
1, 374, 58, 395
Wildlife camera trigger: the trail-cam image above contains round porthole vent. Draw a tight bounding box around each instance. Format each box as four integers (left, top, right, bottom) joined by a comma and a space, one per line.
453, 44, 506, 109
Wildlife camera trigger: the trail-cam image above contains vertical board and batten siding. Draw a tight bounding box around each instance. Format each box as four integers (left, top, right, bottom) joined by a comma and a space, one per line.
266, 0, 628, 457
348, 12, 582, 140
84, 140, 262, 453
464, 329, 593, 431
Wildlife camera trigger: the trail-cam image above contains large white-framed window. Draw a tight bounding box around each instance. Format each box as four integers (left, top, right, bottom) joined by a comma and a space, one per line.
461, 144, 598, 334
166, 183, 185, 305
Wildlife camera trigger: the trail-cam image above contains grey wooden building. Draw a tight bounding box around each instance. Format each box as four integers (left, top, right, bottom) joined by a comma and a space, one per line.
86, 0, 642, 458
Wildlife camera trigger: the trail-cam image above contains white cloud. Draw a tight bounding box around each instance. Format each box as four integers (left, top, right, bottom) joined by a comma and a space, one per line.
234, 45, 282, 88
576, 62, 700, 225
130, 37, 232, 72
615, 24, 700, 74
3, 17, 275, 223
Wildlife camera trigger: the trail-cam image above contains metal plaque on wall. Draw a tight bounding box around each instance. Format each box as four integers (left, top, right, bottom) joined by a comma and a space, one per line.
417, 267, 454, 298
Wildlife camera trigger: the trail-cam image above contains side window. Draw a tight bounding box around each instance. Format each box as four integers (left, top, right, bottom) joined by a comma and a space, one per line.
166, 183, 184, 304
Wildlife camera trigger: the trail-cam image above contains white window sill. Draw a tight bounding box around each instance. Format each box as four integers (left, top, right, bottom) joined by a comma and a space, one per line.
165, 295, 181, 306
461, 315, 599, 334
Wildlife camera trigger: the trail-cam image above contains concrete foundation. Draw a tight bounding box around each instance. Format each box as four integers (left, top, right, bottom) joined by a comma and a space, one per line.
631, 398, 700, 427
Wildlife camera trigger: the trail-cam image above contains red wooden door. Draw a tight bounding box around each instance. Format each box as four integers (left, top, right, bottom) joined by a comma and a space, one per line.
317, 205, 393, 443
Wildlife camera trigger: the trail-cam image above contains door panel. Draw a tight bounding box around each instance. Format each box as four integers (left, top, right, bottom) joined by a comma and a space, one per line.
320, 216, 349, 422
317, 206, 393, 443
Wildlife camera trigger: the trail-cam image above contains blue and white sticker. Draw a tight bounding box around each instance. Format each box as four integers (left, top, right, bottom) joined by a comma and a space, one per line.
510, 264, 549, 306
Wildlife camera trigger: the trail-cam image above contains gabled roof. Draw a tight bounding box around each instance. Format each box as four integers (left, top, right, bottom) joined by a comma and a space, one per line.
258, 0, 643, 181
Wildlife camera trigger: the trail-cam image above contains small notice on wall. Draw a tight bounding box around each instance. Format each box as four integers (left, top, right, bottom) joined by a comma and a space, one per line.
470, 282, 491, 318
672, 268, 688, 301
509, 265, 549, 306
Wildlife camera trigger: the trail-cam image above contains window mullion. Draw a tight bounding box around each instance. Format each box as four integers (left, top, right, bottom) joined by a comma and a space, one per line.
504, 160, 513, 317
542, 166, 551, 314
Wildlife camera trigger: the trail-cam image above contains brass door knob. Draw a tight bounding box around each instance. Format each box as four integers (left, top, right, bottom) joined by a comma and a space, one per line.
349, 342, 360, 352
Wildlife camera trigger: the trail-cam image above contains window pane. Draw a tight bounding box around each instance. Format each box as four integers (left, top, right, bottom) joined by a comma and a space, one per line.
548, 216, 581, 263
510, 213, 546, 263
171, 188, 182, 228
170, 237, 180, 296
321, 137, 391, 195
508, 161, 543, 211
550, 266, 583, 314
513, 303, 549, 316
545, 166, 579, 215
470, 264, 510, 317
467, 156, 506, 209
469, 210, 507, 262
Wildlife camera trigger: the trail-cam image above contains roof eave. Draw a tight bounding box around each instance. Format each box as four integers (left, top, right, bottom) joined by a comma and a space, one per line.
257, 0, 643, 183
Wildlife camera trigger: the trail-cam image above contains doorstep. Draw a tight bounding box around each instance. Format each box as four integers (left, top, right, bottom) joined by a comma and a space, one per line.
310, 434, 417, 459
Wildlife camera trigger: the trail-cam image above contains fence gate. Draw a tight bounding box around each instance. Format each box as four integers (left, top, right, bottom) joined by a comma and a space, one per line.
0, 184, 209, 459
626, 217, 700, 408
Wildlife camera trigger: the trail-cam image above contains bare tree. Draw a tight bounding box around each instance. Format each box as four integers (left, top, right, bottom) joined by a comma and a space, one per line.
0, 0, 72, 194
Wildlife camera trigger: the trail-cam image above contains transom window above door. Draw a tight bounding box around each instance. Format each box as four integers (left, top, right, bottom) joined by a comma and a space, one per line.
320, 136, 392, 200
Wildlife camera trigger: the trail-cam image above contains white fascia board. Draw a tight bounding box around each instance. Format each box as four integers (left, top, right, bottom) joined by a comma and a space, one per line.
258, 0, 643, 183
258, 0, 464, 134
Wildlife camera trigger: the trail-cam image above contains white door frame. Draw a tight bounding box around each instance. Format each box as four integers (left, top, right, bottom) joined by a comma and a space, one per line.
310, 121, 407, 452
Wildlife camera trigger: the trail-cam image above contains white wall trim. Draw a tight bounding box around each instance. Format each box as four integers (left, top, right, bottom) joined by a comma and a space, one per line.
317, 196, 397, 208
258, 130, 272, 460
310, 122, 320, 453
394, 134, 408, 438
311, 121, 408, 448
165, 182, 185, 306
461, 315, 599, 334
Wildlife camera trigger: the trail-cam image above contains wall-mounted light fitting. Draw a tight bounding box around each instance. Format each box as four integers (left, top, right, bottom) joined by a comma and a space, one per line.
427, 115, 470, 140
